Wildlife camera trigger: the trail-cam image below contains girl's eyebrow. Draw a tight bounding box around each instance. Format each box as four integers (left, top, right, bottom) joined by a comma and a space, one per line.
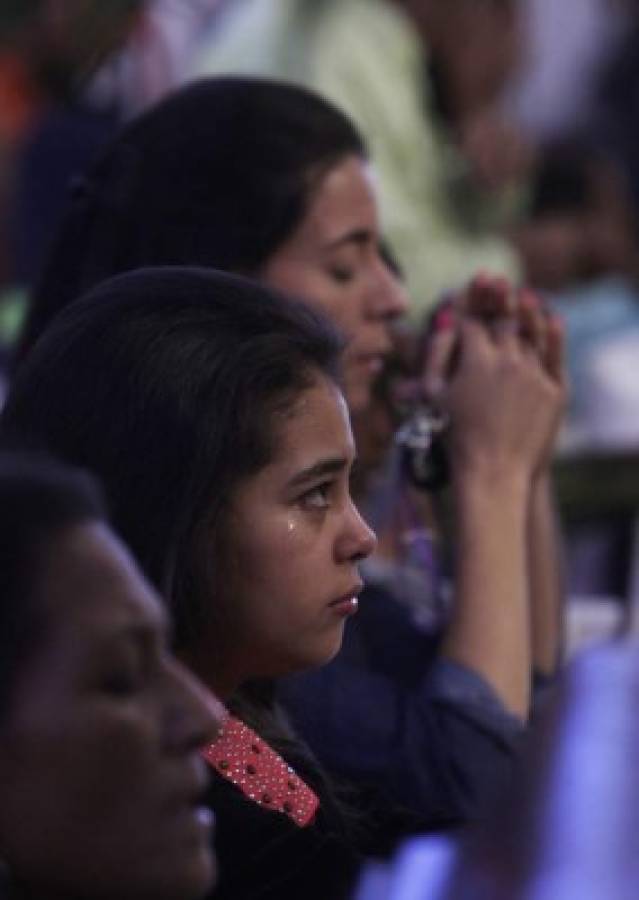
287, 456, 350, 489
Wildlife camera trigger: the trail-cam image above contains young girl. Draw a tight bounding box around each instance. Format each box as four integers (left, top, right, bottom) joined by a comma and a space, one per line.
3, 266, 560, 898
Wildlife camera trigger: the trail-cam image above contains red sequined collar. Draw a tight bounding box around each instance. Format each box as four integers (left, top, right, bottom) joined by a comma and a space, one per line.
201, 714, 319, 827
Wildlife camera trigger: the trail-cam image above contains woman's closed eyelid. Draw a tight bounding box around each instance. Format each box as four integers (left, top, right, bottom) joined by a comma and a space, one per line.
327, 263, 357, 284
325, 246, 363, 276
97, 637, 159, 696
99, 661, 143, 697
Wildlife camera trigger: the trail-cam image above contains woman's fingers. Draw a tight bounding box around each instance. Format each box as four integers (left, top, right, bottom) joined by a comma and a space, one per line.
446, 315, 563, 477
463, 274, 546, 359
544, 312, 566, 385
421, 305, 458, 403
517, 287, 547, 359
462, 272, 514, 319
463, 275, 565, 384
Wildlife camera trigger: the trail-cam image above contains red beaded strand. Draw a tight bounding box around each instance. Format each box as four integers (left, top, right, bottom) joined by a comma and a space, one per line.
201, 714, 319, 827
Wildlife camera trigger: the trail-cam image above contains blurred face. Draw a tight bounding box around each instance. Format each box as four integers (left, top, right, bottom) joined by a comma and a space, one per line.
438, 0, 521, 113
200, 375, 376, 697
260, 155, 408, 414
31, 0, 142, 82
0, 522, 223, 900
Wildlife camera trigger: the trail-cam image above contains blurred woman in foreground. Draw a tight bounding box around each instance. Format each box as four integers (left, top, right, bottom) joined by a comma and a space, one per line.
0, 452, 222, 900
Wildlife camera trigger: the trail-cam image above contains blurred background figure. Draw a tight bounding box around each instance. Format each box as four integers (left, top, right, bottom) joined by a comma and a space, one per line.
507, 0, 632, 143
194, 0, 532, 321
448, 640, 639, 899
0, 0, 223, 380
489, 0, 639, 640
515, 142, 639, 445
0, 0, 144, 386
90, 0, 228, 119
0, 0, 144, 281
354, 639, 639, 899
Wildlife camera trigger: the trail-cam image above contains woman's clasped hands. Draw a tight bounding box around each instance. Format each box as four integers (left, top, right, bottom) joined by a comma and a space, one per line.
422, 273, 566, 488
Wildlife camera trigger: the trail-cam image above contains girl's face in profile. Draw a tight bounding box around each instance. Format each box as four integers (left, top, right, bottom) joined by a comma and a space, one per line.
202, 374, 376, 698
0, 522, 223, 900
260, 155, 408, 415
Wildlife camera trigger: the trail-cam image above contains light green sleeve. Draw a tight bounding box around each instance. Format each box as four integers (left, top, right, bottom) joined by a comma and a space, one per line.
301, 0, 521, 321
194, 0, 520, 322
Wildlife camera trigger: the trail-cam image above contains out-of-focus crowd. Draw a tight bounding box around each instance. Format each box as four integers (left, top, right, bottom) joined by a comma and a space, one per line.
3, 0, 639, 440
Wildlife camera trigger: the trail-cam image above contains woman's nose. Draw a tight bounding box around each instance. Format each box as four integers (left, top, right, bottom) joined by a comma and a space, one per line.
164, 658, 226, 752
369, 256, 410, 320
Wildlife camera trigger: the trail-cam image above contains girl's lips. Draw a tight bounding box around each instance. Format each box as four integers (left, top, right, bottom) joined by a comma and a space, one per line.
328, 583, 363, 616
328, 597, 359, 617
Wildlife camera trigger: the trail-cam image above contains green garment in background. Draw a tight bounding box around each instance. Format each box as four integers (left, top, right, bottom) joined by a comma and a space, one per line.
0, 287, 26, 348
195, 0, 520, 320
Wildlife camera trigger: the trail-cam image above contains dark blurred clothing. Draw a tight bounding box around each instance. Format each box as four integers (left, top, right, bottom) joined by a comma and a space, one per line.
278, 582, 524, 824
205, 720, 445, 900
10, 103, 117, 287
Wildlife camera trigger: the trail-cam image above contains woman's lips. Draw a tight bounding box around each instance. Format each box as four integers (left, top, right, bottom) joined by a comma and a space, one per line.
355, 353, 386, 376
169, 761, 215, 841
170, 803, 215, 847
171, 778, 215, 844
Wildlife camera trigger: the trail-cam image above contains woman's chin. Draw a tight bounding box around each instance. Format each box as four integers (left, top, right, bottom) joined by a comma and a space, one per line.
344, 382, 372, 416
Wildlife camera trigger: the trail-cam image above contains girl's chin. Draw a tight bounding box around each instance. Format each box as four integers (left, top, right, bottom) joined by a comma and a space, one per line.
280, 631, 347, 676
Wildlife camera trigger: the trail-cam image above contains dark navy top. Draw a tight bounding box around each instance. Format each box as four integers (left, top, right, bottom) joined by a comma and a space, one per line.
277, 583, 524, 823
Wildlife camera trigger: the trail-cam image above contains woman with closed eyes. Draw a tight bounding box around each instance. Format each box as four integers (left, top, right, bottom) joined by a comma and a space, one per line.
0, 452, 222, 900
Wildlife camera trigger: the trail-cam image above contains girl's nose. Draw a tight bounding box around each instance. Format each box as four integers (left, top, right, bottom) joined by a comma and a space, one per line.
337, 499, 377, 564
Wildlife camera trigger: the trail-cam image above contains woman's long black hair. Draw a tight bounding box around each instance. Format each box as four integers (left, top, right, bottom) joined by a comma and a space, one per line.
15, 76, 366, 364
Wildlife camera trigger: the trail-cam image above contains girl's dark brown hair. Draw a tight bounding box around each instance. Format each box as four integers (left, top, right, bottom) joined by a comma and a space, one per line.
4, 265, 342, 649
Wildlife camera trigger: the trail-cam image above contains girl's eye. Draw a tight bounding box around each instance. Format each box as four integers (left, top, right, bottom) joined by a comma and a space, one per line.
300, 482, 332, 511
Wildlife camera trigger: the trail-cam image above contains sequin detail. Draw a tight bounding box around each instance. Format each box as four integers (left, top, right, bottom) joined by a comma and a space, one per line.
201, 714, 319, 827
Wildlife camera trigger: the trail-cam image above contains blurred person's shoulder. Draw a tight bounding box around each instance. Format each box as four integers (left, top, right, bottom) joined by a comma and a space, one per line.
193, 0, 307, 79
194, 0, 420, 83
312, 0, 421, 69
